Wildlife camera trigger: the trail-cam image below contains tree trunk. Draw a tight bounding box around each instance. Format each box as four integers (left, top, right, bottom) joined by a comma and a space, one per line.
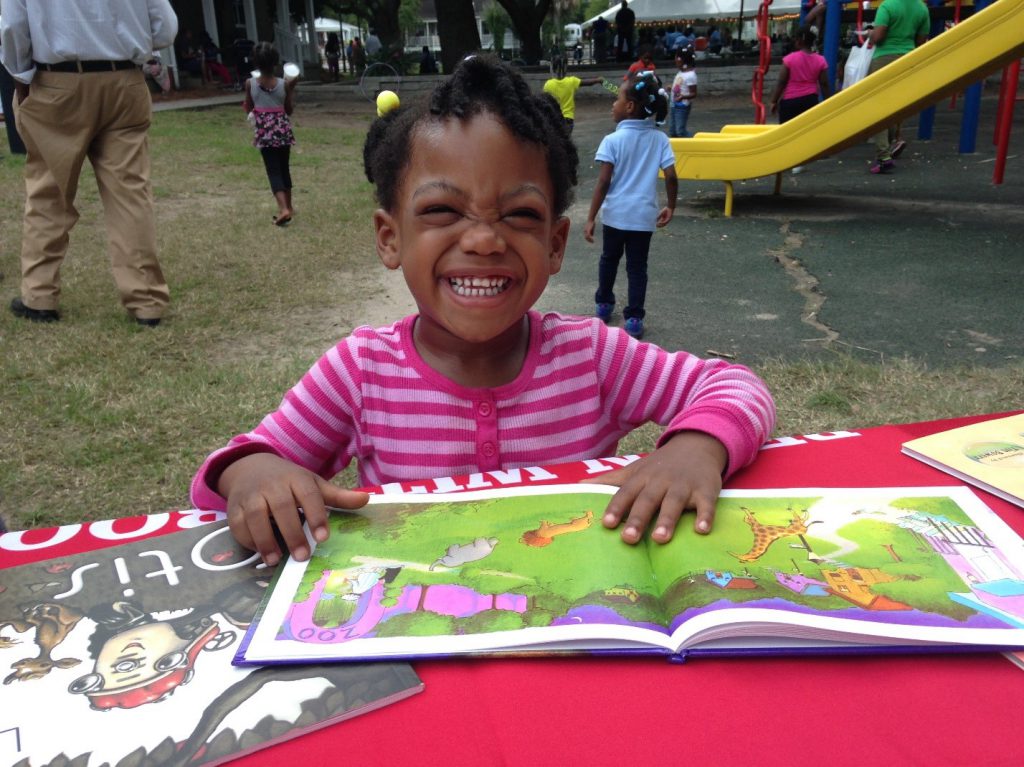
368, 1, 404, 61
436, 0, 482, 75
497, 0, 553, 65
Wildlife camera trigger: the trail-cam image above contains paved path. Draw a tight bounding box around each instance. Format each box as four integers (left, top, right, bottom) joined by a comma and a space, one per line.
541, 92, 1023, 368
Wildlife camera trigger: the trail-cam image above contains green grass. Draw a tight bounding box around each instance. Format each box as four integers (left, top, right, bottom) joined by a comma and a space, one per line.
1, 103, 1021, 533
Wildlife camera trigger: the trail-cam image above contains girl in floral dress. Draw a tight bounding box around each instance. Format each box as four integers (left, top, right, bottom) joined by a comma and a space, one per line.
244, 42, 298, 225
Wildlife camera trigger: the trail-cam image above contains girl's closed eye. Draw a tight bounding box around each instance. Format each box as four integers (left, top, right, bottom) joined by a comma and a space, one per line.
418, 203, 462, 225
503, 206, 545, 227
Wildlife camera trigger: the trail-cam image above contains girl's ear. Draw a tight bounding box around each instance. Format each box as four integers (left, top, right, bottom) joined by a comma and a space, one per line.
374, 209, 401, 269
547, 216, 571, 275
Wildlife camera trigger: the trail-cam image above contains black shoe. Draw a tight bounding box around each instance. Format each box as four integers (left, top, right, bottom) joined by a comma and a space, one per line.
10, 297, 59, 322
135, 317, 162, 327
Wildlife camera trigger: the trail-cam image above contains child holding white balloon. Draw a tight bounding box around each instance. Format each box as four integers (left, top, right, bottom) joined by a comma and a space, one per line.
192, 55, 775, 566
244, 41, 299, 226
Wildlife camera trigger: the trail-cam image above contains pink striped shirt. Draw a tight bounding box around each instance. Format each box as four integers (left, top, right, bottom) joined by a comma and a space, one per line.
190, 311, 776, 509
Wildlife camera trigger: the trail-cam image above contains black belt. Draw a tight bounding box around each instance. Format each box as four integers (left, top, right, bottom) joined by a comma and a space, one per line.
35, 60, 137, 73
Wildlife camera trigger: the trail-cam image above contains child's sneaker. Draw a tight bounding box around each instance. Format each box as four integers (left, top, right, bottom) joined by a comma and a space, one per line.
595, 302, 614, 322
889, 139, 907, 158
624, 317, 644, 339
870, 158, 895, 174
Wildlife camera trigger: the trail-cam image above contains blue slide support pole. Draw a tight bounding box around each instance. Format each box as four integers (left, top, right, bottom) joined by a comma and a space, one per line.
959, 0, 990, 153
824, 0, 842, 93
917, 0, 946, 140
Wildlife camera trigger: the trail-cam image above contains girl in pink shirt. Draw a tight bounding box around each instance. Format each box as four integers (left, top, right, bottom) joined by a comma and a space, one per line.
192, 55, 776, 566
770, 28, 831, 124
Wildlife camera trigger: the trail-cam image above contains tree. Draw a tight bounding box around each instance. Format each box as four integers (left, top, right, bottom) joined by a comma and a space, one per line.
436, 0, 483, 74
483, 2, 512, 56
495, 0, 555, 65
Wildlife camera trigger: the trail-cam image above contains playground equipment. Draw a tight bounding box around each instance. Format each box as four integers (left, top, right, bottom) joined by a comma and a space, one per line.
671, 0, 1024, 216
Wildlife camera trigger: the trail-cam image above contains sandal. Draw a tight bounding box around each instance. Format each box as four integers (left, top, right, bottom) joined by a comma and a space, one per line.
273, 214, 292, 227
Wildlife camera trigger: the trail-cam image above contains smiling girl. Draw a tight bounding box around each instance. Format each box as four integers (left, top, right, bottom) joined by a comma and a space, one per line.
191, 55, 775, 566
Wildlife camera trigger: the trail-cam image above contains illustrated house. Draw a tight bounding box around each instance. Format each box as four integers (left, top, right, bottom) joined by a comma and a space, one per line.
775, 572, 829, 596
705, 571, 758, 590
820, 567, 911, 611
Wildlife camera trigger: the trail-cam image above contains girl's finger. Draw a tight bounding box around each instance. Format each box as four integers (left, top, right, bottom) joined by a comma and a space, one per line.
651, 489, 690, 543
692, 488, 718, 534
234, 497, 281, 566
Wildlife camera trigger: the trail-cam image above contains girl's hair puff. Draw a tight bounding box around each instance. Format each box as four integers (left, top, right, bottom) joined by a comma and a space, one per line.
623, 69, 669, 125
363, 54, 578, 216
252, 42, 280, 73
796, 27, 818, 50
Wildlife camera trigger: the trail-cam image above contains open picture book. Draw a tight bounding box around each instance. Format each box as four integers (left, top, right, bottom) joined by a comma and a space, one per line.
901, 412, 1024, 508
235, 485, 1024, 664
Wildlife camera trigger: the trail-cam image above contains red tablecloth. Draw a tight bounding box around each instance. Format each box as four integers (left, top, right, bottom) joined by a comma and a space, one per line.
4, 414, 1024, 766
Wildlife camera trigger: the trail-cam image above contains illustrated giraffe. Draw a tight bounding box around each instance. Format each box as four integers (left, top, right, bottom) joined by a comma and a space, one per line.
731, 507, 811, 563
520, 510, 594, 547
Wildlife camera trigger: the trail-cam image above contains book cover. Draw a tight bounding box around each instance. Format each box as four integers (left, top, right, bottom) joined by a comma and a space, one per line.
0, 520, 422, 767
236, 485, 1024, 664
901, 412, 1024, 507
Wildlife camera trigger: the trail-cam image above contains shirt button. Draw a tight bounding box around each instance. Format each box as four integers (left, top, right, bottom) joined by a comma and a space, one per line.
482, 442, 495, 457
478, 402, 492, 417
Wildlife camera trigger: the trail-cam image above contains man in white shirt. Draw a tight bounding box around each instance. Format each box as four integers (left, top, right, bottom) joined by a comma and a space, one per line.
0, 0, 177, 325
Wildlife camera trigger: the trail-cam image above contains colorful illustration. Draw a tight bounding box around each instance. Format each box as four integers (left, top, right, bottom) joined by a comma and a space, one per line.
0, 521, 421, 767
520, 510, 594, 547
240, 486, 1024, 663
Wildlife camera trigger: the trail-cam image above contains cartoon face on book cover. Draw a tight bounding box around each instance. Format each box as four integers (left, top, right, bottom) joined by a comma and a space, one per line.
270, 488, 1024, 649
0, 521, 421, 767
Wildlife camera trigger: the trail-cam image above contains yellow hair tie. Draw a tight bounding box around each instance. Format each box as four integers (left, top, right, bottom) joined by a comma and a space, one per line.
376, 89, 400, 117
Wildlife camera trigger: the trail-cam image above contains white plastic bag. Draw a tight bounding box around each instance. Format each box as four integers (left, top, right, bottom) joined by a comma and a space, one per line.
843, 43, 873, 90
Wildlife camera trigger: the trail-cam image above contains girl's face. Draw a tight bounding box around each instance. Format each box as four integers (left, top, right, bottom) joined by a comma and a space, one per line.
374, 113, 569, 353
612, 85, 635, 123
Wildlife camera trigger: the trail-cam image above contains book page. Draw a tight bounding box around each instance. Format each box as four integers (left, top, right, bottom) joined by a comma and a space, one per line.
243, 486, 679, 661
657, 487, 1024, 651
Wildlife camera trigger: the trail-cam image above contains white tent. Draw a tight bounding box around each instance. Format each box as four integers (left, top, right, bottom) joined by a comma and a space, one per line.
583, 0, 803, 28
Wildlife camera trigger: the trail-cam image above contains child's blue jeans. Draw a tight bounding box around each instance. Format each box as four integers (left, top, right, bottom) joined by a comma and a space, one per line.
670, 102, 692, 138
595, 225, 653, 320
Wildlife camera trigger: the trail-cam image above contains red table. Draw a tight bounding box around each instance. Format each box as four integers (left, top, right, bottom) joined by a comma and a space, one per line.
5, 414, 1024, 766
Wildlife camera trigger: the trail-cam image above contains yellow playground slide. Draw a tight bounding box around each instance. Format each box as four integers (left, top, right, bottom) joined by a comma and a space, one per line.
672, 0, 1024, 215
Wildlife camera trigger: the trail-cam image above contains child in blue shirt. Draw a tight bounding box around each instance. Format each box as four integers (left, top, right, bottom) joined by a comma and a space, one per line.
583, 70, 677, 339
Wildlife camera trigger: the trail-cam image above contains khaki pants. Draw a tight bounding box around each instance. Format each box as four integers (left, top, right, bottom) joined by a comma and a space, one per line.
14, 68, 168, 319
868, 53, 903, 160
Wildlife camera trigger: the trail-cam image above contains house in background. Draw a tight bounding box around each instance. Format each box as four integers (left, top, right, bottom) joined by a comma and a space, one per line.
167, 0, 323, 85
166, 0, 525, 86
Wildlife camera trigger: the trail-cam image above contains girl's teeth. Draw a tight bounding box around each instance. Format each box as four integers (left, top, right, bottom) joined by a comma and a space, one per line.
449, 277, 510, 297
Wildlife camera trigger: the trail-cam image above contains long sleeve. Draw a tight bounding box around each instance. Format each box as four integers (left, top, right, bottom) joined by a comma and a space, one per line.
0, 0, 32, 81
591, 319, 775, 478
148, 0, 178, 51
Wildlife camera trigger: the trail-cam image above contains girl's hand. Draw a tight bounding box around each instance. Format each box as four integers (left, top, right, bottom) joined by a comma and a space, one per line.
583, 218, 597, 243
218, 453, 369, 566
656, 206, 674, 227
585, 431, 727, 545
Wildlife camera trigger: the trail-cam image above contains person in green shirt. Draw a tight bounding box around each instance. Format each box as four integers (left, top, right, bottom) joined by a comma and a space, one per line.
867, 0, 931, 173
543, 60, 602, 134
